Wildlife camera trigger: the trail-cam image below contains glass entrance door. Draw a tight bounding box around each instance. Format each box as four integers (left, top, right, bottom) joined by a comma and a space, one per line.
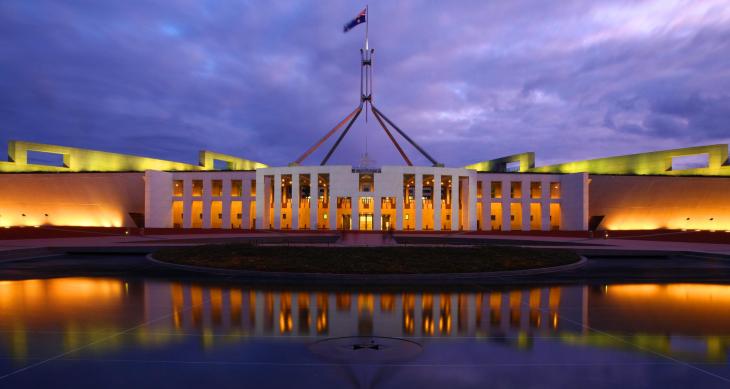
359, 214, 373, 231
381, 215, 391, 231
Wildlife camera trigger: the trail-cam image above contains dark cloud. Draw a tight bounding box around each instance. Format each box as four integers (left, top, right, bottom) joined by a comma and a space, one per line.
1, 0, 729, 167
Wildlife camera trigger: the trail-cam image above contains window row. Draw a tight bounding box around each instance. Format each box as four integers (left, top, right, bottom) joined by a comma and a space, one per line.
479, 181, 560, 199
173, 179, 256, 197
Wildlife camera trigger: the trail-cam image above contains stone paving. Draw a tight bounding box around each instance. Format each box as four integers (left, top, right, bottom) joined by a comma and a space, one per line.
0, 230, 729, 257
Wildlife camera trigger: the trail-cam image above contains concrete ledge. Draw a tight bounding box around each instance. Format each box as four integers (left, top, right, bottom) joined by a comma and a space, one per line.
146, 253, 587, 283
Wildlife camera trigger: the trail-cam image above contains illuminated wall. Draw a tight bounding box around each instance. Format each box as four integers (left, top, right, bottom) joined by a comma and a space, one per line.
465, 152, 535, 173
0, 172, 145, 227
466, 144, 730, 176
1, 140, 267, 173
530, 144, 730, 176
589, 175, 730, 230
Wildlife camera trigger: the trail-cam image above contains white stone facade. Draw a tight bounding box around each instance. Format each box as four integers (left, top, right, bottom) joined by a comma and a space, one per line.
144, 166, 588, 231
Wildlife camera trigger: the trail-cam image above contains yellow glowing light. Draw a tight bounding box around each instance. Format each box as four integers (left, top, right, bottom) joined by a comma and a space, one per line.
1, 140, 267, 173
0, 278, 123, 319
606, 284, 730, 304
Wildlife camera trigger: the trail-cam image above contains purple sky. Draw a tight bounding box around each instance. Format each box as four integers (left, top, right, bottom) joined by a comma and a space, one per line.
2, 1, 729, 167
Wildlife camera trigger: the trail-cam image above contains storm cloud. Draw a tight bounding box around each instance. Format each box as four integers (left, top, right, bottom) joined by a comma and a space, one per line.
1, 0, 729, 167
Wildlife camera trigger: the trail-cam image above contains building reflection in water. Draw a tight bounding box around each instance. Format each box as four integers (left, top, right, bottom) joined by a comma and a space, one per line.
2, 278, 730, 363
264, 292, 274, 333
316, 293, 328, 335
279, 292, 292, 334
422, 294, 434, 336
358, 294, 374, 335
402, 293, 415, 335
439, 294, 451, 335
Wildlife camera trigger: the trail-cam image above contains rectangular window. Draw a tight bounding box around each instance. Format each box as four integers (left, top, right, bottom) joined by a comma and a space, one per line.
671, 153, 709, 170
506, 161, 520, 172
510, 182, 522, 198
210, 201, 222, 228
251, 180, 257, 196
26, 150, 66, 167
192, 180, 203, 197
211, 180, 222, 196
530, 182, 541, 199
191, 200, 203, 227
550, 182, 560, 199
173, 180, 183, 196
231, 201, 242, 229
476, 181, 483, 199
231, 180, 242, 197
491, 182, 502, 198
359, 173, 374, 192
361, 197, 369, 209
550, 203, 561, 230
172, 200, 183, 228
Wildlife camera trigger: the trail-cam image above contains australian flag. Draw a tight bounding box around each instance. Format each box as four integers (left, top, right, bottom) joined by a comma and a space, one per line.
343, 8, 367, 33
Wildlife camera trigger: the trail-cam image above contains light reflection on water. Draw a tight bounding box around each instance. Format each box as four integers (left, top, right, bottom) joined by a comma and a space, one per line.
1, 278, 730, 365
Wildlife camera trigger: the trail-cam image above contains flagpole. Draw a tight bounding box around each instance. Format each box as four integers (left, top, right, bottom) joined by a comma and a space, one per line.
364, 5, 369, 122
365, 5, 369, 51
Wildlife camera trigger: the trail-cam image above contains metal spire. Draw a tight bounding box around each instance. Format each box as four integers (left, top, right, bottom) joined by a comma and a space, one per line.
291, 7, 442, 167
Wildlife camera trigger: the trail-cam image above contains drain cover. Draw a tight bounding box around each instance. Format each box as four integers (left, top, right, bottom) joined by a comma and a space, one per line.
309, 336, 422, 363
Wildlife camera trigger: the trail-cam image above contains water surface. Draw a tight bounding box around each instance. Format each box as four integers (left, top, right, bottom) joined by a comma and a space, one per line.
1, 277, 729, 387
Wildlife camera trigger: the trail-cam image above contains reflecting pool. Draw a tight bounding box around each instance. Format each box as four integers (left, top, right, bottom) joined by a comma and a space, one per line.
1, 278, 730, 387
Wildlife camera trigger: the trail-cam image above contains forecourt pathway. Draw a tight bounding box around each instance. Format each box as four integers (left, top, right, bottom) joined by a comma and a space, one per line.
0, 230, 729, 258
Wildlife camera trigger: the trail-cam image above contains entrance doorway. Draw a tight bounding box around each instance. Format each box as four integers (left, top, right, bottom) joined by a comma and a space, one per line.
341, 214, 352, 230
359, 214, 373, 231
381, 215, 391, 231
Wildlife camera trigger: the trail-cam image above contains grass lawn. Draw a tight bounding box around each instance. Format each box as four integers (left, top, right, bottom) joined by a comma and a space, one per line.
153, 244, 580, 274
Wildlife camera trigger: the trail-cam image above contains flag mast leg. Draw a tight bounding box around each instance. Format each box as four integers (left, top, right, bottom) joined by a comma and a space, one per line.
320, 104, 364, 165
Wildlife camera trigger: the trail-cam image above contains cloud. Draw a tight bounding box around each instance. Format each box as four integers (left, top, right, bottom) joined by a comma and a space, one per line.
0, 0, 729, 167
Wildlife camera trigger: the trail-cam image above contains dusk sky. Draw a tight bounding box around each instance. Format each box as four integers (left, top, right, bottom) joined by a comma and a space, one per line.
2, 1, 729, 167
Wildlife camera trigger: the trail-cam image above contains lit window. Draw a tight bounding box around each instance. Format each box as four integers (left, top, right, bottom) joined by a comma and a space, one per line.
192, 180, 203, 196
231, 180, 242, 196
491, 182, 502, 198
173, 180, 183, 196
211, 180, 222, 196
530, 182, 541, 199
510, 182, 522, 198
550, 182, 561, 199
